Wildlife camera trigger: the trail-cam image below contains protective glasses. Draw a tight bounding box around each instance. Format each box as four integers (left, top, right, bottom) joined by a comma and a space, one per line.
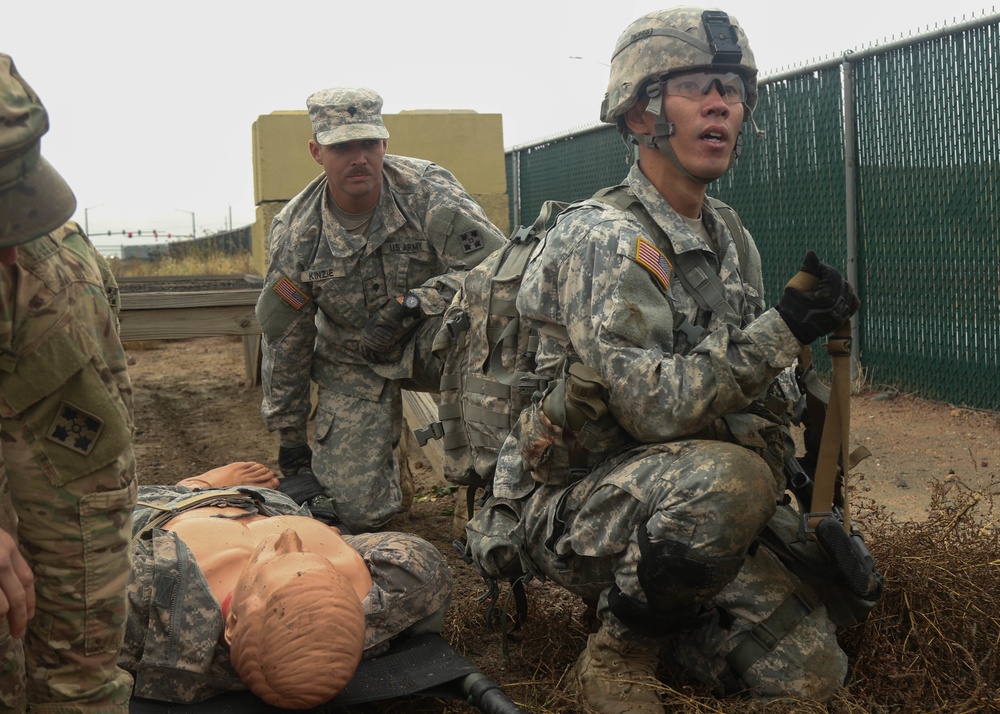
662, 71, 747, 105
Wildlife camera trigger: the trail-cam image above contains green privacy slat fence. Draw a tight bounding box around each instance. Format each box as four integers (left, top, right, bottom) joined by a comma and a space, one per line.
505, 13, 1000, 412
853, 21, 1000, 408
506, 127, 630, 232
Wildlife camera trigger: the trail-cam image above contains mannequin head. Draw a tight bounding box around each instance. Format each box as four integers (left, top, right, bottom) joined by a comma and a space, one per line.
225, 530, 366, 708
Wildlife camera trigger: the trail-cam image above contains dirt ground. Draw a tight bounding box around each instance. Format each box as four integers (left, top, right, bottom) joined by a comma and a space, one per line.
125, 335, 1000, 712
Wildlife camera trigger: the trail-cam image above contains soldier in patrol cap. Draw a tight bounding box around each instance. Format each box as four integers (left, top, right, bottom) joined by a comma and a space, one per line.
256, 87, 505, 533
0, 54, 138, 712
465, 7, 859, 711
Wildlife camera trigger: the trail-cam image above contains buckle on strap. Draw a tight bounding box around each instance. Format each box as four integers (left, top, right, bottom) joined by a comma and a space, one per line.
414, 422, 445, 446
517, 375, 549, 397
446, 311, 470, 339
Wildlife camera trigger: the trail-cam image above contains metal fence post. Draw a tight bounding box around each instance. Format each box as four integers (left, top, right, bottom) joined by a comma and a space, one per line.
842, 55, 861, 382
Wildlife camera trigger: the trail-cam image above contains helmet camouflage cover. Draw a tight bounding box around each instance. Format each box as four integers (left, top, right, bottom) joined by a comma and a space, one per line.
601, 6, 758, 123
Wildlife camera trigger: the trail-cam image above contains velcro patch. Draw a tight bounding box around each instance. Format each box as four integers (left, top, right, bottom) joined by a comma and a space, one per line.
274, 277, 310, 310
459, 229, 484, 253
47, 401, 104, 455
635, 238, 672, 292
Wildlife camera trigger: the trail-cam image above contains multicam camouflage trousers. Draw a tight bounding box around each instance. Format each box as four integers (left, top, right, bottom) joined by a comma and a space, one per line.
519, 439, 847, 701
0, 448, 137, 713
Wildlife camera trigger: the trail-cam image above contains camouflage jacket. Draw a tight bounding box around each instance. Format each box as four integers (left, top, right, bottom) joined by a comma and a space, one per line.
0, 222, 133, 466
257, 155, 505, 442
494, 164, 802, 499
123, 485, 453, 703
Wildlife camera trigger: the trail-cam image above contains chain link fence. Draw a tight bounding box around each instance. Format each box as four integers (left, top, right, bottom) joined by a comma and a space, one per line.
504, 12, 1000, 411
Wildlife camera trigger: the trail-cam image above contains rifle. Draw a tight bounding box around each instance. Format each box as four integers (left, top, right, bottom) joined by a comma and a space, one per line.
783, 449, 882, 601
783, 269, 884, 602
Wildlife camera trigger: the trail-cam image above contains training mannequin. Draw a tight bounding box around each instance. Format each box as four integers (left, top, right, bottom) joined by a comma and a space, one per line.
123, 463, 452, 708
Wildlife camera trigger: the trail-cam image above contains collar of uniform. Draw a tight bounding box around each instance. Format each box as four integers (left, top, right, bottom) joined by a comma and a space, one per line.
626, 164, 710, 257
320, 186, 369, 258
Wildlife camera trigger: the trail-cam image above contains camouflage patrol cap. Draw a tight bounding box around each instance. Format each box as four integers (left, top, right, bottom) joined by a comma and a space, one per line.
600, 6, 757, 123
0, 54, 76, 247
307, 87, 390, 146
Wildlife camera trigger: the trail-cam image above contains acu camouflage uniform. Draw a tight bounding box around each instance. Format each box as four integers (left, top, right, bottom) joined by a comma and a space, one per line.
122, 485, 452, 703
257, 155, 504, 531
478, 163, 847, 699
0, 222, 138, 713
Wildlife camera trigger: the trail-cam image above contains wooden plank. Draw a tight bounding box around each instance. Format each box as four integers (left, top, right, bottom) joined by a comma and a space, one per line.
243, 334, 262, 386
402, 390, 443, 477
121, 289, 260, 310
118, 273, 262, 285
119, 306, 260, 341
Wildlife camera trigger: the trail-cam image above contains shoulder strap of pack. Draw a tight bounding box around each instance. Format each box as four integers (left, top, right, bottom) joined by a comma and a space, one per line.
593, 185, 741, 327
488, 200, 571, 387
706, 196, 749, 273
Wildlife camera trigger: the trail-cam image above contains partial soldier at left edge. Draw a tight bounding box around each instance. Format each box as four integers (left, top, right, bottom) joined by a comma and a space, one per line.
0, 53, 138, 714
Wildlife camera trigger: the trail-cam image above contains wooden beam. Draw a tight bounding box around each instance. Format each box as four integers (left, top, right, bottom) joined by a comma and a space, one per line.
402, 390, 443, 477
121, 288, 260, 311
119, 306, 260, 341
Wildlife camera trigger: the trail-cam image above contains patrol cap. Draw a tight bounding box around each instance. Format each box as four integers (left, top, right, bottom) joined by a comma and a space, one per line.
0, 54, 76, 247
306, 87, 390, 146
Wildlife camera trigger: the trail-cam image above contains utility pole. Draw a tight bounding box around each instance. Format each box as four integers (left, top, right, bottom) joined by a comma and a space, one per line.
174, 208, 196, 239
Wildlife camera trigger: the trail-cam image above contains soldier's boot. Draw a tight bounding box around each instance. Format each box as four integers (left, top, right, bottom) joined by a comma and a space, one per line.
573, 626, 663, 713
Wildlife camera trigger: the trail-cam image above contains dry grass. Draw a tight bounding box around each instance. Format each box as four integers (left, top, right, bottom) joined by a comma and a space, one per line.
370, 476, 1000, 713
836, 477, 1000, 712
108, 248, 257, 278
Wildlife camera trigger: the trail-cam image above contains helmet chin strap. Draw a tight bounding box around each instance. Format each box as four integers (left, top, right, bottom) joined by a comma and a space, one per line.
633, 82, 742, 185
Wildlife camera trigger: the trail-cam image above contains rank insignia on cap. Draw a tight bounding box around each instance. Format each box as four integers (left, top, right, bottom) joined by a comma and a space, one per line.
274, 277, 311, 310
47, 401, 104, 455
635, 238, 673, 292
459, 229, 484, 253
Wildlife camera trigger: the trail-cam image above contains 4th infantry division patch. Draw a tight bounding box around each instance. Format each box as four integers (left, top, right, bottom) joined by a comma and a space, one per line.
47, 401, 104, 455
459, 229, 484, 253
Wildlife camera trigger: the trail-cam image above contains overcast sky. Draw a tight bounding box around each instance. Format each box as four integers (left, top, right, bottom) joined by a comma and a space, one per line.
4, 1, 997, 252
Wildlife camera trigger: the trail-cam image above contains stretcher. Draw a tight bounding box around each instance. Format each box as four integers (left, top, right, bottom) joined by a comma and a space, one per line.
129, 632, 523, 713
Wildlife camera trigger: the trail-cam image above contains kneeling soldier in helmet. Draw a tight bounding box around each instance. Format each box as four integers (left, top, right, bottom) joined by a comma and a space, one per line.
468, 6, 859, 712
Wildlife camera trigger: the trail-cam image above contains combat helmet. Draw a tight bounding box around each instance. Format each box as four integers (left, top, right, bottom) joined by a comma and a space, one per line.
600, 7, 759, 182
0, 54, 76, 247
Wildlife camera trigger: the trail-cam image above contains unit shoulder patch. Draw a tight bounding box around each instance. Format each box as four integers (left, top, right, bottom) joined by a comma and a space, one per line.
459, 229, 485, 253
47, 401, 104, 455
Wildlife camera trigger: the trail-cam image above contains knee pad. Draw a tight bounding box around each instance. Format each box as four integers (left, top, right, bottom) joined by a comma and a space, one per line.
637, 528, 744, 608
608, 528, 745, 633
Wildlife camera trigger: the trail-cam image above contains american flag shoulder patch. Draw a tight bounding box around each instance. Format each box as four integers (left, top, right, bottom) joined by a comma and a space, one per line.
634, 238, 672, 292
274, 277, 310, 310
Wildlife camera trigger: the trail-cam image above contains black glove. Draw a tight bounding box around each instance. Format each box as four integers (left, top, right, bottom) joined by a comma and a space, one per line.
359, 296, 422, 363
277, 443, 312, 478
776, 251, 860, 344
